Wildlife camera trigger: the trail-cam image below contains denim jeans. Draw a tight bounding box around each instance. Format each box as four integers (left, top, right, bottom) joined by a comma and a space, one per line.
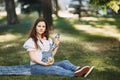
31, 60, 76, 77
42, 51, 53, 62
0, 65, 31, 75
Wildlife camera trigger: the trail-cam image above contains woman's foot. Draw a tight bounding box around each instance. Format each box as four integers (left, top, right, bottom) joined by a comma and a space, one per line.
83, 66, 94, 77
75, 66, 90, 77
75, 66, 94, 77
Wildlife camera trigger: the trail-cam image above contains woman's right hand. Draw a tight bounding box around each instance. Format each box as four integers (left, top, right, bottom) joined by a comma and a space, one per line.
43, 58, 54, 66
44, 61, 54, 66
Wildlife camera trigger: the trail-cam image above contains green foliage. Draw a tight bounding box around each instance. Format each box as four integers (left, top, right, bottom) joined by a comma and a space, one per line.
89, 0, 120, 13
107, 1, 120, 13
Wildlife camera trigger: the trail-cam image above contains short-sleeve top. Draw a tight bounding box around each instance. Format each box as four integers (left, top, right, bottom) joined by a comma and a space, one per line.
23, 37, 53, 65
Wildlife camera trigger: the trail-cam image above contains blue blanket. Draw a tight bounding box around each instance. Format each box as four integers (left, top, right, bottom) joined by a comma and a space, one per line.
0, 65, 31, 75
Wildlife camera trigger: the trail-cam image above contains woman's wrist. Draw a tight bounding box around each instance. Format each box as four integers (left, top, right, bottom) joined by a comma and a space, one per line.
40, 61, 48, 66
56, 44, 59, 48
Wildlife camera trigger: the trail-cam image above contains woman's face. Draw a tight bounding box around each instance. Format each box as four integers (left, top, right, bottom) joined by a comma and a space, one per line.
36, 21, 46, 35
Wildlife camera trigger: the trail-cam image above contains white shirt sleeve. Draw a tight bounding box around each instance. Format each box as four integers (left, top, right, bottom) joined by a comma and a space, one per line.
23, 38, 43, 65
23, 38, 36, 51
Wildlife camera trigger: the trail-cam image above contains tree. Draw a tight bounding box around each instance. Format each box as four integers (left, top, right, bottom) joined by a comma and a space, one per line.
18, 0, 42, 16
19, 0, 53, 27
5, 0, 19, 24
89, 0, 120, 13
41, 0, 53, 27
0, 0, 4, 3
52, 0, 60, 17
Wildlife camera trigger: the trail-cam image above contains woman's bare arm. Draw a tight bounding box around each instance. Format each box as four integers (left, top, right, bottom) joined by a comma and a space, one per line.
52, 38, 60, 56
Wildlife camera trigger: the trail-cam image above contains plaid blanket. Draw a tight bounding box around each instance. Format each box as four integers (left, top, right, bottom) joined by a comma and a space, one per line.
0, 65, 31, 75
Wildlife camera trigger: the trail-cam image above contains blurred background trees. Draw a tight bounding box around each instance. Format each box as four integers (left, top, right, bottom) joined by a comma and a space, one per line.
90, 0, 120, 14
5, 0, 19, 24
18, 0, 53, 27
0, 0, 120, 26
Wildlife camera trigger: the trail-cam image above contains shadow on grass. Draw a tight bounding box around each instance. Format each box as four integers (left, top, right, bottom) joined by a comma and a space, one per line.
0, 13, 37, 35
92, 68, 120, 80
54, 17, 80, 36
0, 36, 29, 66
0, 15, 120, 80
74, 16, 120, 31
55, 41, 120, 80
53, 18, 120, 79
0, 21, 32, 35
0, 16, 6, 25
54, 17, 119, 42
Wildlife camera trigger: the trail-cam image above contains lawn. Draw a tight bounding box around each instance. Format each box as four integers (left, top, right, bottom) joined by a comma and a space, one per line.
0, 13, 120, 80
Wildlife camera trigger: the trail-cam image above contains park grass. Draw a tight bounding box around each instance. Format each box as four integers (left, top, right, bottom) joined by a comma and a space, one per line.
0, 13, 120, 80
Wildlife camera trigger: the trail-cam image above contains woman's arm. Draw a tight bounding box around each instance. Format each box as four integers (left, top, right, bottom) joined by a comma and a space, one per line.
28, 51, 53, 66
52, 46, 59, 56
52, 38, 60, 56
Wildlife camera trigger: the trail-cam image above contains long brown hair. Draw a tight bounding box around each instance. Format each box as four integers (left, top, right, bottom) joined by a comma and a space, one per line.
28, 18, 50, 48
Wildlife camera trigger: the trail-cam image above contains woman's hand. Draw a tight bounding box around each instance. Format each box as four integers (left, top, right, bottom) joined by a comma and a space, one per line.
42, 57, 54, 66
54, 38, 60, 47
44, 61, 54, 66
52, 37, 60, 56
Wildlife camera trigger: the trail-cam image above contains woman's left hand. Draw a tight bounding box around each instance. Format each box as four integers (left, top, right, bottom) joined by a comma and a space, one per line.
54, 38, 60, 47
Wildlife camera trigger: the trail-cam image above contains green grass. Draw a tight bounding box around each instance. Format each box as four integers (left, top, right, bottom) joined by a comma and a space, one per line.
0, 13, 120, 80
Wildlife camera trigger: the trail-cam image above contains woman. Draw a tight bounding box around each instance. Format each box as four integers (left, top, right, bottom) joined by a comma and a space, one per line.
23, 18, 94, 77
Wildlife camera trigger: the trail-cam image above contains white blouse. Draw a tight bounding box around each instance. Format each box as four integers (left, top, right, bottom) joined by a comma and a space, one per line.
23, 37, 53, 65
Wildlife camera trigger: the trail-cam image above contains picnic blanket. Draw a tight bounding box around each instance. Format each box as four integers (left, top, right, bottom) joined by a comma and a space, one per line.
0, 65, 31, 75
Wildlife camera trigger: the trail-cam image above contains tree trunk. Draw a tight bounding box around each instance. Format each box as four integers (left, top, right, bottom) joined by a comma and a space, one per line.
41, 0, 53, 28
78, 0, 82, 18
5, 0, 19, 25
54, 0, 59, 17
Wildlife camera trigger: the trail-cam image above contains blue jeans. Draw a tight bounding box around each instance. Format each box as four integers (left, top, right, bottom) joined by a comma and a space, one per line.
0, 65, 31, 75
31, 60, 76, 77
